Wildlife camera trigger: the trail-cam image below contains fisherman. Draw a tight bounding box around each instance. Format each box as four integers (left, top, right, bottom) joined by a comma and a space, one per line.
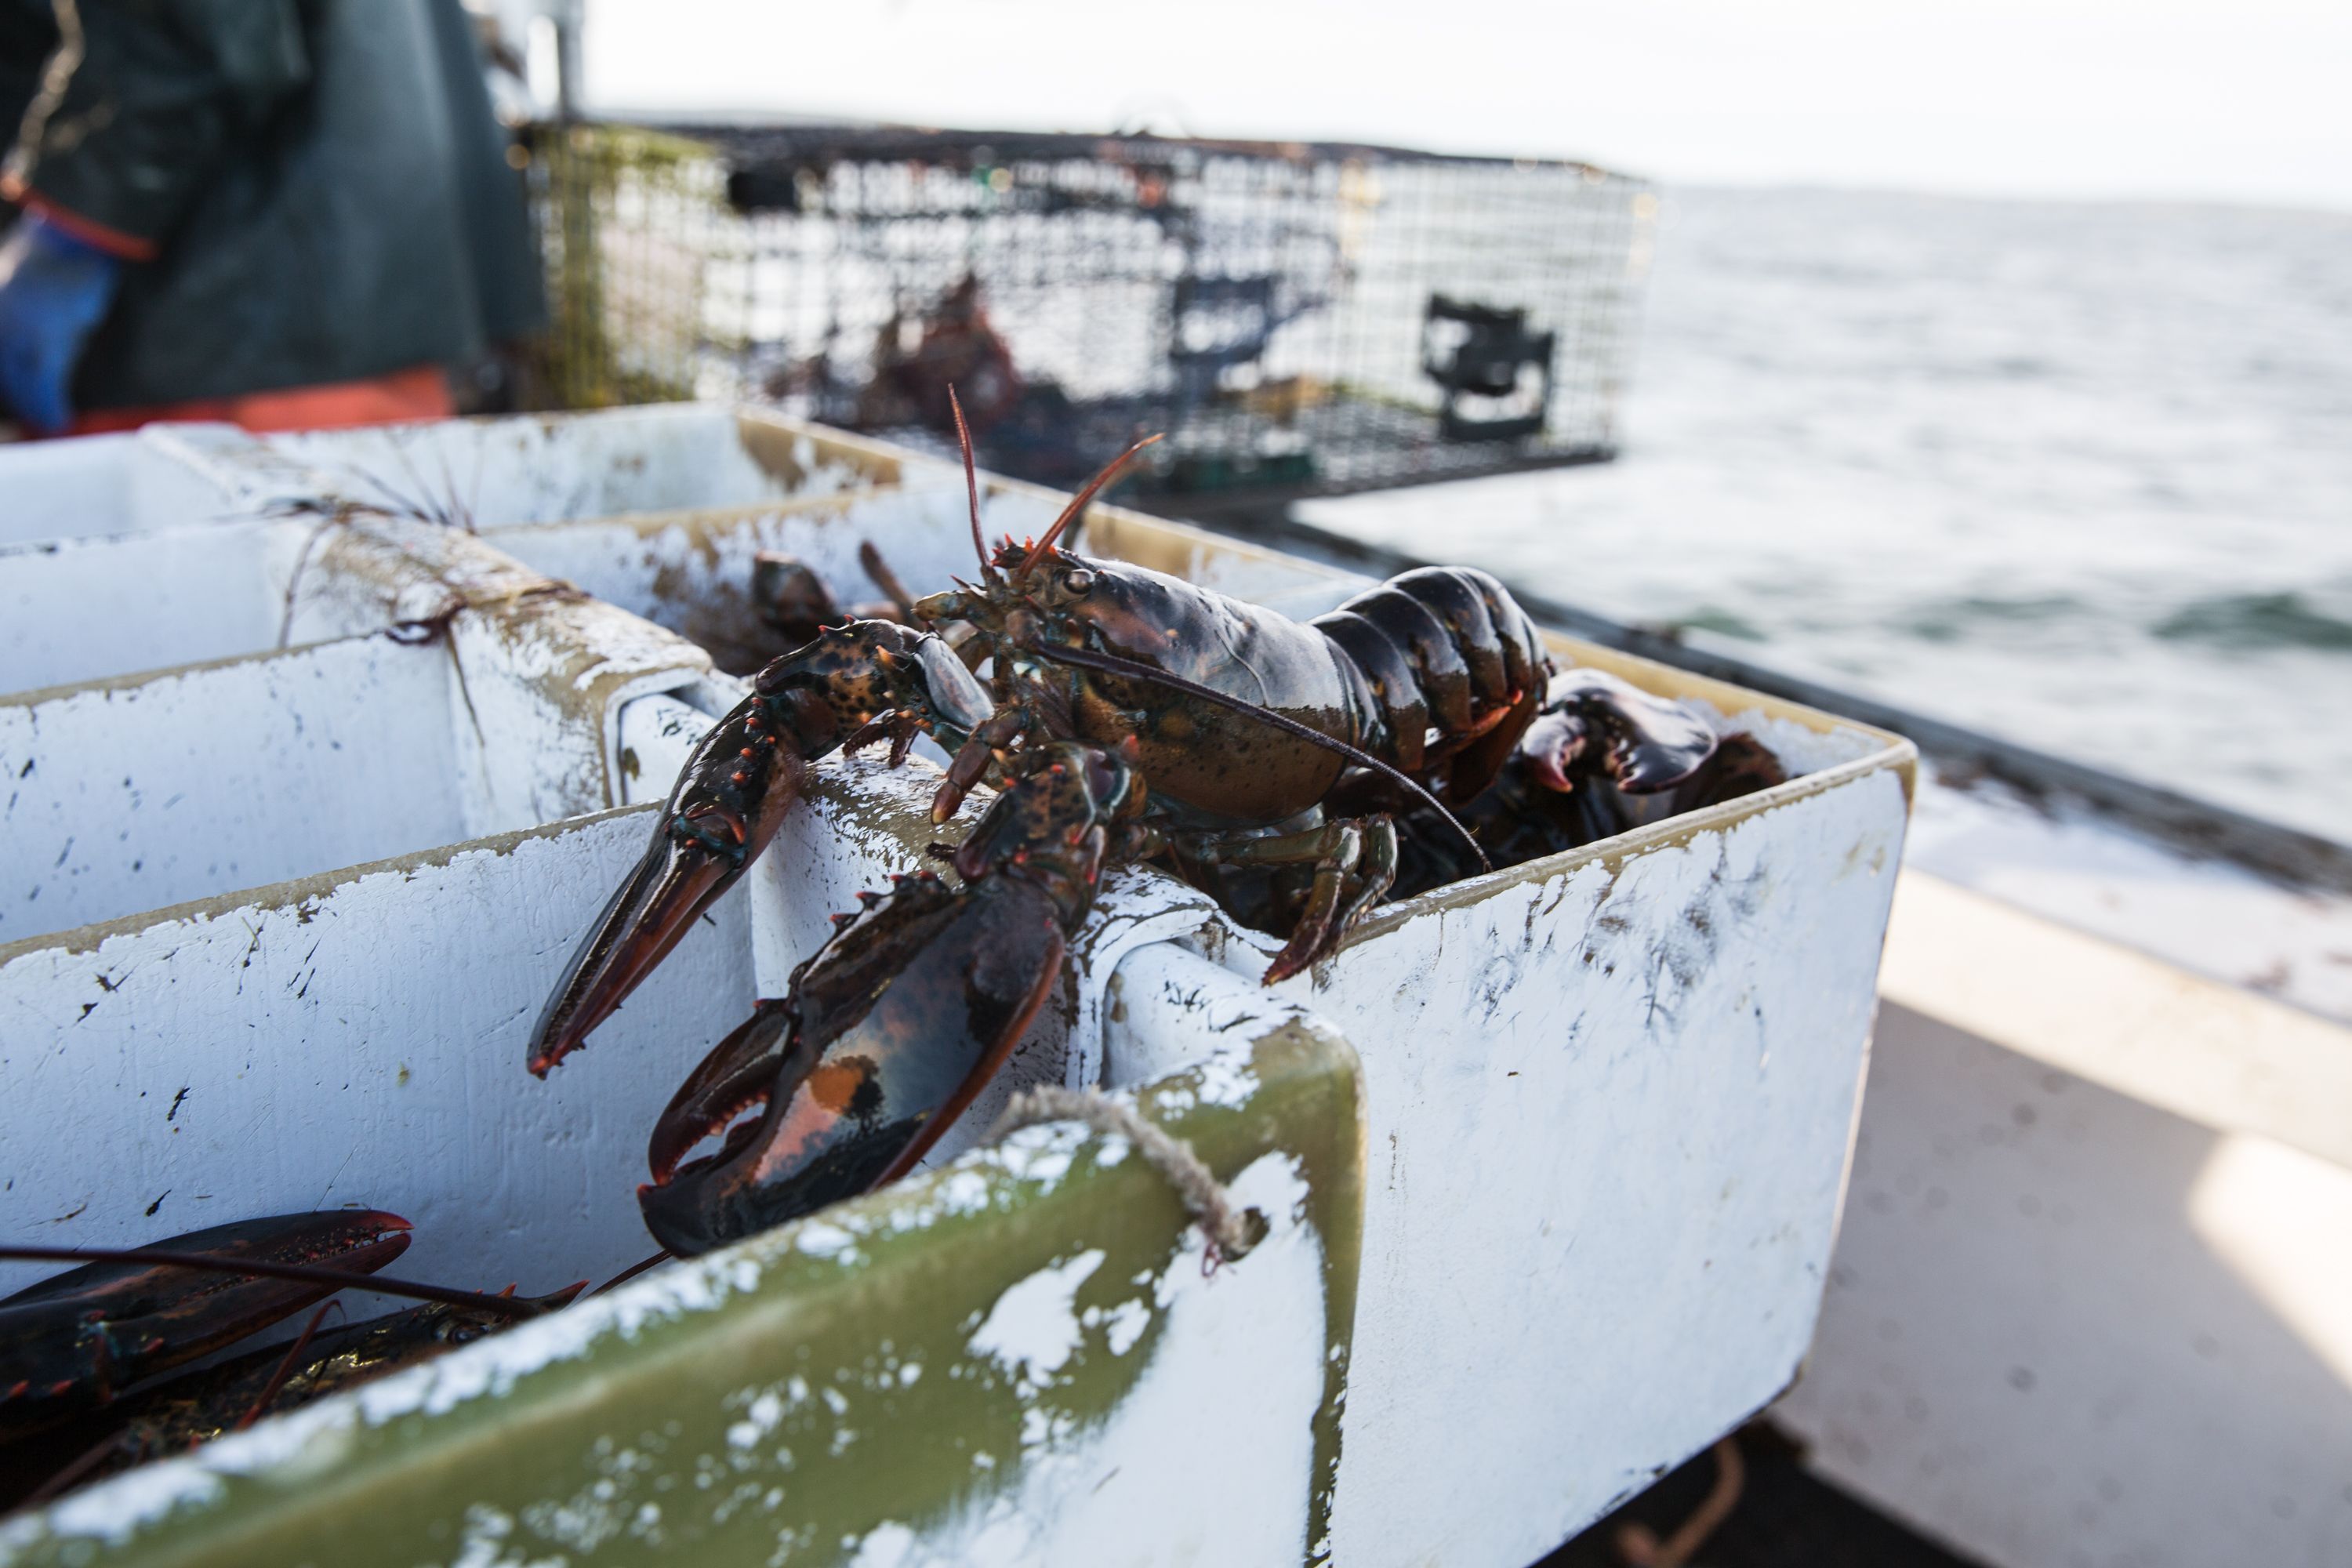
0, 0, 543, 437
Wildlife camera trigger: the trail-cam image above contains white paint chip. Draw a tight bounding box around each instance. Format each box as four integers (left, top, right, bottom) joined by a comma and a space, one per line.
967, 1250, 1107, 1392
1102, 1299, 1154, 1357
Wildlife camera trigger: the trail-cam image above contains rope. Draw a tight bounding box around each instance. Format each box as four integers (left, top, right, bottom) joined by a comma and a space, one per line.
1613, 1436, 1746, 1568
990, 1086, 1265, 1266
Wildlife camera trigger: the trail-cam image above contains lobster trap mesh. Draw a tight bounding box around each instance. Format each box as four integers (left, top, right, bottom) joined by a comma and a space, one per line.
526, 122, 1657, 505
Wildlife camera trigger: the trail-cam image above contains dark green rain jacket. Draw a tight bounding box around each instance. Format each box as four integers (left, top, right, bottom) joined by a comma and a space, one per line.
0, 0, 544, 411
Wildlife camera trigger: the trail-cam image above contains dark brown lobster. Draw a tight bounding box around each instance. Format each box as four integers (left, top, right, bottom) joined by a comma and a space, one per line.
1, 1212, 417, 1445
748, 541, 922, 653
1387, 668, 1788, 898
527, 397, 1740, 1256
1, 1212, 575, 1507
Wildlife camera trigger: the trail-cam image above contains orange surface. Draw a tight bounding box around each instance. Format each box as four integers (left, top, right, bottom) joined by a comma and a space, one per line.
67, 364, 456, 436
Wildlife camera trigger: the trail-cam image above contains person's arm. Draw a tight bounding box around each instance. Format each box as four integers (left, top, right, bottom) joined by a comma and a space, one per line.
2, 0, 312, 256
0, 0, 310, 428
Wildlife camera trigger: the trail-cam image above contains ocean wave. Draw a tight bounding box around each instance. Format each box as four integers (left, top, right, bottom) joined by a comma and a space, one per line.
2152, 592, 2352, 653
1312, 187, 2352, 839
1664, 606, 1767, 642
1906, 593, 2089, 644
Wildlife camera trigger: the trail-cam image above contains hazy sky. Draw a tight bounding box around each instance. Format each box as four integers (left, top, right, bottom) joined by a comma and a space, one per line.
582, 0, 2351, 209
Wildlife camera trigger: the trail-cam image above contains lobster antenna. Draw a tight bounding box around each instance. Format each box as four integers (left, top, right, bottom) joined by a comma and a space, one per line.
1018, 433, 1163, 580
0, 1244, 557, 1320
237, 1301, 342, 1431
1029, 641, 1491, 873
948, 386, 990, 578
590, 1250, 672, 1297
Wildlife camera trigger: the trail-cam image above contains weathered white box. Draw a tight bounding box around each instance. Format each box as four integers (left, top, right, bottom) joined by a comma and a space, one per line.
2, 514, 711, 946
1, 426, 311, 692
0, 406, 900, 696
0, 424, 278, 548
0, 410, 1911, 1568
260, 402, 906, 529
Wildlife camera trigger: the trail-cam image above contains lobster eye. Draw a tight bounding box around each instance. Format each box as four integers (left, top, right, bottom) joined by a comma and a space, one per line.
1059, 568, 1094, 597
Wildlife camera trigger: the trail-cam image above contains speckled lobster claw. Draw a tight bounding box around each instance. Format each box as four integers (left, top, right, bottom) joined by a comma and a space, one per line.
527, 620, 995, 1078
525, 692, 813, 1078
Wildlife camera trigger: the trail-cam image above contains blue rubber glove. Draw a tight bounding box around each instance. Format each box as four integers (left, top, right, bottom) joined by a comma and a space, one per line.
0, 212, 126, 434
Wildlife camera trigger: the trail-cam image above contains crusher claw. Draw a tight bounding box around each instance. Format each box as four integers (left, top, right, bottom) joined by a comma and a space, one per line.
637, 743, 1142, 1255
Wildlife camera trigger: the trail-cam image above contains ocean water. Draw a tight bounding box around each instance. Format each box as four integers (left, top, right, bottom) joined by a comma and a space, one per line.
1302, 187, 2352, 844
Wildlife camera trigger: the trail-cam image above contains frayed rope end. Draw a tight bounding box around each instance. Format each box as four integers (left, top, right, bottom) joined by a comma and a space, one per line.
989, 1084, 1267, 1267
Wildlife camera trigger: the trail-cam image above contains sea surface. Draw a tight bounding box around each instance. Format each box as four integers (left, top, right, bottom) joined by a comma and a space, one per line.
1302, 187, 2352, 844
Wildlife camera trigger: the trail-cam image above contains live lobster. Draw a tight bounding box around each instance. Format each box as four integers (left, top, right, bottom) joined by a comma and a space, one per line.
0, 1212, 576, 1508
528, 395, 1756, 1256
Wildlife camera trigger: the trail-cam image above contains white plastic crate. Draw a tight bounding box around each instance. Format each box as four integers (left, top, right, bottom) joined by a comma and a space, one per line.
260, 402, 909, 529
0, 409, 1911, 1568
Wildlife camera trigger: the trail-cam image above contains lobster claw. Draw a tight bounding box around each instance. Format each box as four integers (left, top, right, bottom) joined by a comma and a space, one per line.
0, 1211, 412, 1441
1664, 731, 1788, 814
638, 868, 1065, 1256
528, 698, 815, 1077
639, 742, 1139, 1256
750, 554, 851, 646
528, 621, 996, 1078
1519, 669, 1720, 797
751, 550, 920, 648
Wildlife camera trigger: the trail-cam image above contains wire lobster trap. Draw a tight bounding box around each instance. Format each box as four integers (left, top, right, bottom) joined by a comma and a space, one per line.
526, 121, 1657, 506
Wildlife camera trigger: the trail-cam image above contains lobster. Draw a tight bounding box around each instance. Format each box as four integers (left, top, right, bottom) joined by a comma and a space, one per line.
749, 540, 923, 653
1387, 669, 1790, 898
527, 394, 1744, 1256
0, 1213, 574, 1508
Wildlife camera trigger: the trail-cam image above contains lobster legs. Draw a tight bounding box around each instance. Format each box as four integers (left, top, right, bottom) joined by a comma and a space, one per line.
1189, 815, 1400, 984
528, 620, 996, 1076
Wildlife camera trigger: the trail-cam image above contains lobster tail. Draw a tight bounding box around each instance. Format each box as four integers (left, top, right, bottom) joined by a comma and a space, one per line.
1313, 608, 1432, 772
1312, 566, 1554, 800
